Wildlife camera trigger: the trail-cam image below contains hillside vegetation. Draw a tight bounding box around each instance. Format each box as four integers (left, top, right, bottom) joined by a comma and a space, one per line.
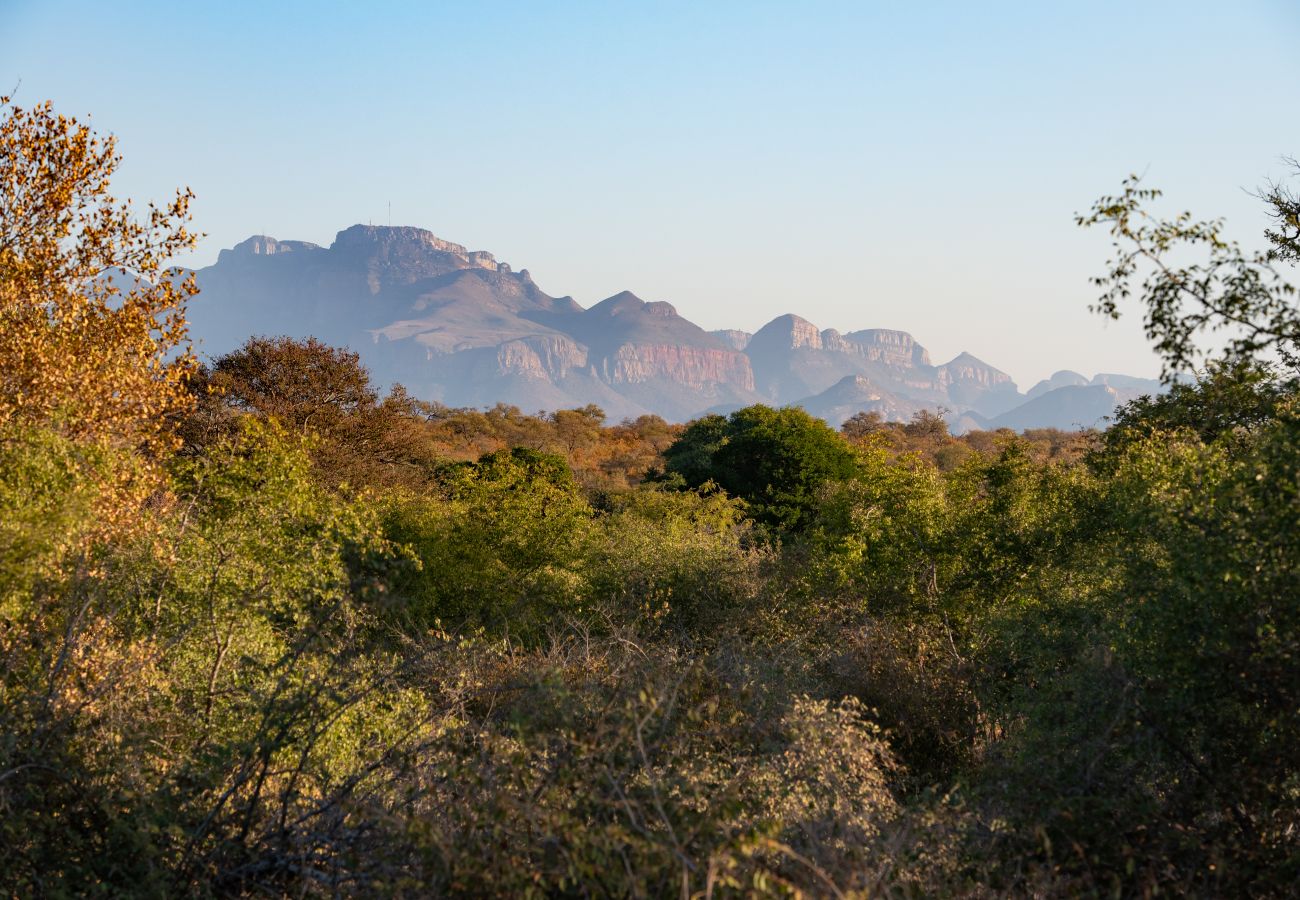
2, 98, 1298, 897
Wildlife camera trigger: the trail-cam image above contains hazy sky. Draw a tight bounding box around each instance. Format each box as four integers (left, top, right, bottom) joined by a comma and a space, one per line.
3, 0, 1298, 387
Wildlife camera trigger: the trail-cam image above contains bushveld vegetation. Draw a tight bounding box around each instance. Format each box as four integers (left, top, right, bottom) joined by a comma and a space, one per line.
2, 98, 1298, 897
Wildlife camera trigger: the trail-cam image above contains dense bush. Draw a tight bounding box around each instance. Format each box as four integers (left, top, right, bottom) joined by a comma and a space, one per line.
3, 98, 1298, 896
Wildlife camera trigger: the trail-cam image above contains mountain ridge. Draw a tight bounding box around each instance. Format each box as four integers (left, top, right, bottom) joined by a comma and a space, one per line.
185, 224, 1163, 430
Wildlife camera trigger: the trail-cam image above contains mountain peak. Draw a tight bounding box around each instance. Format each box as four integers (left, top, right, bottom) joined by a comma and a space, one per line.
588, 291, 680, 319
330, 224, 511, 274
751, 314, 824, 350
941, 351, 1012, 381
588, 291, 644, 315
1027, 369, 1089, 399
333, 224, 460, 253
217, 235, 323, 264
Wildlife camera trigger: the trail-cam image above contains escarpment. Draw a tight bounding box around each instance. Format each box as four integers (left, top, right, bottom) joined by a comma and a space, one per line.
187, 224, 1161, 429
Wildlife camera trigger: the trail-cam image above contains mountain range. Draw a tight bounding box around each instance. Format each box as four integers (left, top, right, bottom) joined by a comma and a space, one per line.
184, 225, 1163, 431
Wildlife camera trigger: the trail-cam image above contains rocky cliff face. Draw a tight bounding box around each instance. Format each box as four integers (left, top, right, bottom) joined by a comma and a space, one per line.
748, 314, 826, 354
187, 224, 1160, 428
938, 351, 1017, 389
328, 225, 516, 295
604, 343, 755, 390
742, 311, 1015, 416
489, 335, 589, 381
843, 329, 932, 367
711, 329, 752, 351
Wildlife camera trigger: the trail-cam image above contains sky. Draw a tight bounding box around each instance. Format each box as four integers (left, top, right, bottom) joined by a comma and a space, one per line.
3, 0, 1298, 387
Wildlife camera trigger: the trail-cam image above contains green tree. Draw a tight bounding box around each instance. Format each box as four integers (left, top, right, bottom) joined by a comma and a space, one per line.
1077, 172, 1299, 376
385, 447, 592, 638
582, 486, 765, 635
1097, 359, 1296, 459
663, 405, 857, 532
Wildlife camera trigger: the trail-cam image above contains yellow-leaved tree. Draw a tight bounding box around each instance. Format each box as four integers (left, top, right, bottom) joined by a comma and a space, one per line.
0, 96, 198, 455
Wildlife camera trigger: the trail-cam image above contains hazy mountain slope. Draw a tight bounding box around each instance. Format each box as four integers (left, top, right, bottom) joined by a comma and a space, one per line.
989, 384, 1120, 431
1090, 373, 1164, 403
711, 329, 752, 351
936, 352, 1022, 417
794, 375, 923, 426
1027, 370, 1089, 399
746, 316, 958, 406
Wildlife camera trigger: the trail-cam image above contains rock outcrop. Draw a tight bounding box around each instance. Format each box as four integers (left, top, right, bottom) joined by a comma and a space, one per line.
604, 344, 754, 390
843, 329, 931, 367
711, 329, 752, 351
188, 228, 762, 422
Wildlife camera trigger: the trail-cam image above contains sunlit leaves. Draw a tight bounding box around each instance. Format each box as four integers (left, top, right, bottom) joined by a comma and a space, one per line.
1077, 174, 1299, 377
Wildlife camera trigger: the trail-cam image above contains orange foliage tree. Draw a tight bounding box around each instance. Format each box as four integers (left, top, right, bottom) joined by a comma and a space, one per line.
0, 96, 198, 455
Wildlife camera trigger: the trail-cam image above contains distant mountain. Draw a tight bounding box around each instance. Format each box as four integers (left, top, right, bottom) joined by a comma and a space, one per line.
793, 375, 917, 425
1027, 370, 1089, 399
988, 384, 1120, 431
186, 225, 1164, 429
710, 329, 752, 351
1090, 373, 1165, 401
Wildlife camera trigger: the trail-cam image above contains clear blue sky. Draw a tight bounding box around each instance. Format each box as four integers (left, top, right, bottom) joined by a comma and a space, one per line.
3, 0, 1298, 386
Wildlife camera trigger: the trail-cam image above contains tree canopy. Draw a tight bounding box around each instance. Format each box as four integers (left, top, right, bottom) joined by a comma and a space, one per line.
662, 404, 858, 531
0, 96, 197, 455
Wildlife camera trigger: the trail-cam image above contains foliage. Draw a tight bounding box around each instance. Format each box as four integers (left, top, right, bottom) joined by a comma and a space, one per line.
179, 350, 682, 494
842, 410, 1097, 471
662, 405, 858, 532
1077, 173, 1299, 376
582, 485, 769, 635
386, 632, 904, 897
1259, 157, 1300, 265
188, 335, 441, 490
4, 99, 1299, 896
0, 420, 422, 896
0, 426, 124, 612
0, 96, 197, 456
1099, 358, 1297, 456
384, 447, 593, 639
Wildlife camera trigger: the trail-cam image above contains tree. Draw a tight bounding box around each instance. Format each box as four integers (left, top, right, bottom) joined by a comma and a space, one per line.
1098, 359, 1295, 457
209, 335, 378, 427
386, 447, 593, 637
663, 405, 857, 531
1259, 157, 1300, 265
199, 335, 438, 489
1077, 171, 1299, 377
902, 408, 949, 441
0, 97, 197, 454
657, 413, 729, 488
841, 410, 885, 441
